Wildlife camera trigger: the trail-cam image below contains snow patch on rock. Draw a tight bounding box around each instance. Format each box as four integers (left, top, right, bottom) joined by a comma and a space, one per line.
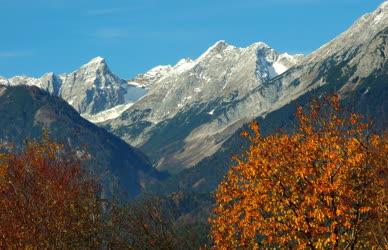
82, 102, 135, 123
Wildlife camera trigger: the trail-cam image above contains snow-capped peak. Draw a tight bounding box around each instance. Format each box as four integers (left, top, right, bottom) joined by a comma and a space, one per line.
88, 56, 105, 64
176, 58, 193, 67
130, 40, 303, 88
43, 72, 55, 77
210, 40, 228, 48
80, 56, 107, 69
130, 58, 197, 86
9, 75, 37, 86
130, 64, 173, 87
379, 1, 388, 10
197, 40, 235, 61
144, 64, 172, 78
171, 58, 196, 74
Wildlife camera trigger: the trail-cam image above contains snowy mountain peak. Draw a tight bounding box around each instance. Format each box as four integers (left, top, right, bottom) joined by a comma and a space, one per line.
176, 58, 193, 66
198, 40, 235, 59
208, 40, 228, 49
213, 39, 228, 47
9, 75, 36, 85
378, 1, 388, 10
87, 56, 105, 64
129, 40, 303, 90
43, 72, 55, 77
130, 58, 196, 87
145, 64, 172, 77
80, 56, 107, 71
2, 56, 147, 117
131, 64, 173, 87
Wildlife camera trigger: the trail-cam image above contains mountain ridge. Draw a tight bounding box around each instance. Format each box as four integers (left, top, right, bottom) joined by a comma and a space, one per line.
0, 57, 146, 116
105, 41, 303, 173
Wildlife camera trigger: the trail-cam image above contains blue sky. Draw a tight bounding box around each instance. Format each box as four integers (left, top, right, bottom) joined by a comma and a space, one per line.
0, 0, 384, 78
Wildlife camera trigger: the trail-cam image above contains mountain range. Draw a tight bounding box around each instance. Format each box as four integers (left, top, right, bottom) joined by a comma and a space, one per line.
1, 1, 387, 200
0, 57, 146, 116
0, 40, 304, 174
106, 41, 303, 173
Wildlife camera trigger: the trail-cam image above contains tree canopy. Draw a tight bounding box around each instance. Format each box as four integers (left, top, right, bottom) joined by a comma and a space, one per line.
210, 95, 388, 249
0, 134, 103, 248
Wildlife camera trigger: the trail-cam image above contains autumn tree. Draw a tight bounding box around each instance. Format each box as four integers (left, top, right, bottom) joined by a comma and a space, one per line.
210, 95, 388, 249
0, 134, 104, 248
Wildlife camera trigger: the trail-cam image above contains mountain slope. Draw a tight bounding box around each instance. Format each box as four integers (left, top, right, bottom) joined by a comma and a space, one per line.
0, 85, 163, 198
152, 2, 388, 194
106, 41, 303, 173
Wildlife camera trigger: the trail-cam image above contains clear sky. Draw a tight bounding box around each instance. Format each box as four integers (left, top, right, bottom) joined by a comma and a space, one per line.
0, 0, 384, 78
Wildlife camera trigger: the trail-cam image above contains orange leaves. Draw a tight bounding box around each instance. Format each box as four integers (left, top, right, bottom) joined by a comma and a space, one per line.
0, 163, 6, 178
240, 130, 249, 137
249, 121, 260, 136
359, 206, 372, 214
210, 95, 388, 249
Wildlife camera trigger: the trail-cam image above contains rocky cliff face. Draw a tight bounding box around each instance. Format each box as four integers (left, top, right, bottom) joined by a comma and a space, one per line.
106, 41, 303, 173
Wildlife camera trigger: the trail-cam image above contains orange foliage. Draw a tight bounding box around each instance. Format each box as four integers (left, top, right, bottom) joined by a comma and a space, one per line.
0, 134, 103, 248
210, 95, 388, 249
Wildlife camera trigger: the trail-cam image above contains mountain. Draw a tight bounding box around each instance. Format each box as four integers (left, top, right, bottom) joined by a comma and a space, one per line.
58, 56, 128, 114
152, 1, 388, 194
105, 41, 303, 173
0, 57, 147, 117
0, 85, 164, 198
